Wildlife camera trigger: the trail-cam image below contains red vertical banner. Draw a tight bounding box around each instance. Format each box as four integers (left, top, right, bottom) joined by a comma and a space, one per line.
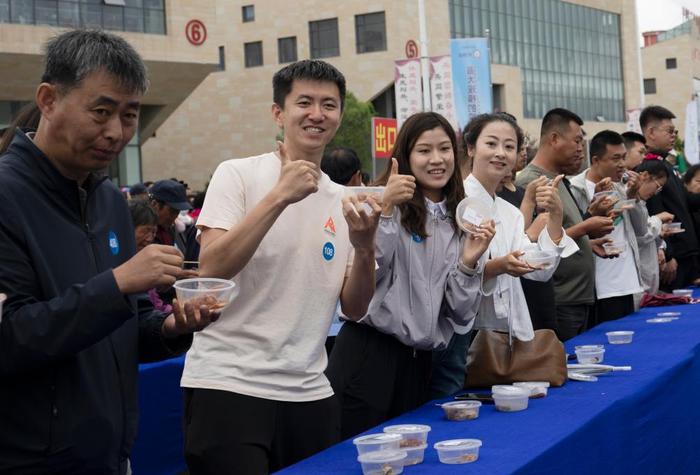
372, 117, 398, 159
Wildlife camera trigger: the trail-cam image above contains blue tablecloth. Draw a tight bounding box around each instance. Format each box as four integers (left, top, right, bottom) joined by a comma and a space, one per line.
131, 355, 187, 475
278, 296, 700, 474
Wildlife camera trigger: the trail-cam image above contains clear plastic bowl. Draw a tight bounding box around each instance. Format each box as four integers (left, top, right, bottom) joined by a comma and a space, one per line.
173, 278, 236, 311
434, 439, 482, 464
672, 289, 693, 298
593, 190, 618, 201
521, 250, 557, 270
663, 222, 684, 234
345, 186, 385, 198
456, 197, 492, 233
602, 241, 626, 255
492, 385, 529, 412
575, 347, 605, 364
403, 443, 427, 465
357, 450, 407, 475
614, 198, 636, 210
606, 331, 634, 344
383, 424, 431, 448
440, 401, 481, 421
353, 433, 402, 456
513, 381, 550, 398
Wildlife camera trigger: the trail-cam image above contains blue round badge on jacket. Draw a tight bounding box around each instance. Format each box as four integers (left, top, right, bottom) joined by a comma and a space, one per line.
322, 242, 335, 261
412, 233, 424, 243
108, 231, 120, 255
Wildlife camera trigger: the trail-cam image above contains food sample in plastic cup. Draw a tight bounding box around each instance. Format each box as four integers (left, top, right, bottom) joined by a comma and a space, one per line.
357, 450, 407, 475
173, 278, 236, 311
492, 385, 529, 412
513, 381, 550, 398
521, 250, 557, 270
575, 345, 605, 364
592, 190, 618, 202
383, 424, 431, 448
402, 443, 427, 466
605, 331, 634, 344
614, 198, 636, 210
456, 197, 491, 233
602, 241, 626, 255
440, 401, 481, 421
353, 433, 402, 456
672, 289, 693, 298
662, 222, 684, 234
434, 439, 482, 464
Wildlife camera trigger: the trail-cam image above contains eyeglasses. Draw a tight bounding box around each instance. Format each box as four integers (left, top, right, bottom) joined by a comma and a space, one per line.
655, 126, 677, 136
653, 178, 663, 195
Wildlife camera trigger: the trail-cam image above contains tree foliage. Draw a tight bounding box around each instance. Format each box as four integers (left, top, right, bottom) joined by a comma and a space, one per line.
328, 91, 376, 174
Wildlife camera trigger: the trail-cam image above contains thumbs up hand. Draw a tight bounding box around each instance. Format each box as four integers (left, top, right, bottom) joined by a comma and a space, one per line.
382, 157, 416, 216
273, 141, 320, 205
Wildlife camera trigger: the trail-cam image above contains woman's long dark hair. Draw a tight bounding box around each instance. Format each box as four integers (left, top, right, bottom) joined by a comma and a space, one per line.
375, 112, 464, 239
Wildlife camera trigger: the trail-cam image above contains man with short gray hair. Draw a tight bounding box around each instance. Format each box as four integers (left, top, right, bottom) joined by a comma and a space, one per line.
0, 29, 216, 474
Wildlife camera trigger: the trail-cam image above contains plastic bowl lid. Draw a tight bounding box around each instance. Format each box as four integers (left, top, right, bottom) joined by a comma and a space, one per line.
383, 424, 431, 434
353, 433, 402, 445
345, 186, 385, 195
357, 450, 407, 463
492, 385, 528, 397
672, 289, 692, 295
647, 317, 676, 323
606, 331, 634, 336
433, 439, 482, 450
657, 312, 681, 317
441, 400, 482, 409
575, 345, 604, 350
513, 381, 550, 389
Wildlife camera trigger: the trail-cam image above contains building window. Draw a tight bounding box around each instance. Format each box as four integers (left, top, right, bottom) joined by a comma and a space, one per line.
244, 41, 263, 68
278, 36, 297, 64
242, 4, 254, 22
355, 12, 386, 54
643, 78, 657, 94
666, 58, 677, 69
309, 18, 339, 59
0, 0, 166, 34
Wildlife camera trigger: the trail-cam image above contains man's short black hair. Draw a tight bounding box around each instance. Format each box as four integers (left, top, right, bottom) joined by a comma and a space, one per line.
272, 59, 346, 110
321, 147, 361, 185
42, 29, 148, 95
540, 108, 583, 137
621, 131, 646, 148
590, 130, 624, 160
639, 106, 676, 131
634, 158, 669, 178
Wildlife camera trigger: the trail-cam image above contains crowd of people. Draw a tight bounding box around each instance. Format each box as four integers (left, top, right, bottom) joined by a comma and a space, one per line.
1, 28, 699, 475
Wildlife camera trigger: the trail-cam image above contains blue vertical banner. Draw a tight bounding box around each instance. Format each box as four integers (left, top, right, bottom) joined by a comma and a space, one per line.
450, 38, 492, 131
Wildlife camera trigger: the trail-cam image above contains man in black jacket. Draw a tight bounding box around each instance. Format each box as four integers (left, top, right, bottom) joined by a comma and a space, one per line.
0, 30, 218, 474
640, 105, 699, 289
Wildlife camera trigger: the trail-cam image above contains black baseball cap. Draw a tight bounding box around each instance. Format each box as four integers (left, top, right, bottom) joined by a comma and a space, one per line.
150, 180, 192, 210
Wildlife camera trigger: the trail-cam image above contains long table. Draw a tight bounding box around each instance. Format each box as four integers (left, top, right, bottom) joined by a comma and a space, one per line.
278, 295, 700, 474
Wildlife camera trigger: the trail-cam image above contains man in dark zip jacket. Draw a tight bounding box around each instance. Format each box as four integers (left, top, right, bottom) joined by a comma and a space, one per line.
640, 105, 699, 289
0, 30, 219, 475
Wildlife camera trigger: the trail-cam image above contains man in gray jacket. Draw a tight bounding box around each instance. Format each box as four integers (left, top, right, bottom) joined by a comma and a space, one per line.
569, 130, 648, 325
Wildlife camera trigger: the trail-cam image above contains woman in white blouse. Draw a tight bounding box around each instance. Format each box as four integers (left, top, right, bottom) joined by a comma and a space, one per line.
463, 113, 579, 340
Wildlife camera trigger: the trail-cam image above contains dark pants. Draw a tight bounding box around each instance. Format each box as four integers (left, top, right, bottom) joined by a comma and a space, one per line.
594, 294, 635, 327
429, 331, 472, 400
555, 304, 592, 341
183, 388, 340, 475
325, 322, 432, 440
522, 279, 558, 331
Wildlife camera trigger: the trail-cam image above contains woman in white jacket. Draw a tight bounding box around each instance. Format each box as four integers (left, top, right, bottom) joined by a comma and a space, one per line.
463, 113, 579, 341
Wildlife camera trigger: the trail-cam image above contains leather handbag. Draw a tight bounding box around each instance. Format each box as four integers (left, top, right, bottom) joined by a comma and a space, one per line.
465, 329, 567, 388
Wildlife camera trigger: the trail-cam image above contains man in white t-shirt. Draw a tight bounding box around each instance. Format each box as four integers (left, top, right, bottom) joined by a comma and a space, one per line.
569, 130, 648, 326
180, 60, 381, 474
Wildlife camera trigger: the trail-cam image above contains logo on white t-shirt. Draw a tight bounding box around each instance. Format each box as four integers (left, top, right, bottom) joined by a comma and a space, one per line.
324, 216, 336, 236
322, 241, 335, 261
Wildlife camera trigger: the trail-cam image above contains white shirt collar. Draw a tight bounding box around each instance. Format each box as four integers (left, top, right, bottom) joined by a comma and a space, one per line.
464, 174, 499, 217
424, 197, 447, 217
